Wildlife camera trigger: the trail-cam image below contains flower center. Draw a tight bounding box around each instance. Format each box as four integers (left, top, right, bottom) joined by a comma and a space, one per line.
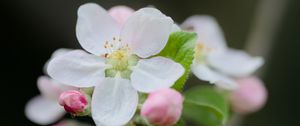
103, 37, 139, 79
194, 43, 212, 64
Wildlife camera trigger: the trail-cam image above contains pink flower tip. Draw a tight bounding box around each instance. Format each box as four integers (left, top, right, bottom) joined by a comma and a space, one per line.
141, 88, 184, 126
58, 90, 89, 116
108, 5, 134, 26
230, 76, 268, 114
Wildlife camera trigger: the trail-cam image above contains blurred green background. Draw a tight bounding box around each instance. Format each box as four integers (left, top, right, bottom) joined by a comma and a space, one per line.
2, 0, 300, 125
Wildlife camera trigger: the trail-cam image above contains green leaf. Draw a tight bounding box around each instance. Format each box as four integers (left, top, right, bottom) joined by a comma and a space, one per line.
157, 31, 197, 91
183, 86, 229, 126
173, 118, 186, 126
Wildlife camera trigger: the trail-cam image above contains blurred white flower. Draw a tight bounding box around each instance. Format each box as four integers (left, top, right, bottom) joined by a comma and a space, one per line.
25, 48, 77, 125
181, 15, 264, 90
47, 3, 184, 126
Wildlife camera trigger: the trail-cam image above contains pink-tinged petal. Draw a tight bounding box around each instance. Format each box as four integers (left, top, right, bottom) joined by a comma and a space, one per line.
47, 50, 106, 87
37, 76, 78, 100
191, 63, 238, 90
121, 8, 173, 58
76, 3, 120, 55
25, 96, 65, 125
230, 76, 268, 114
208, 49, 264, 77
131, 57, 184, 93
108, 5, 134, 28
181, 15, 227, 52
141, 88, 183, 126
92, 78, 138, 126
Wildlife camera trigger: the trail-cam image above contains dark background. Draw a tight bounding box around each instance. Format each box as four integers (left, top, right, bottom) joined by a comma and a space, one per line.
1, 0, 299, 125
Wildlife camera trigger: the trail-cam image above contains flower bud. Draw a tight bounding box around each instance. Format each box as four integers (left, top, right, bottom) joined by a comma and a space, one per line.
141, 88, 183, 126
108, 6, 134, 26
58, 90, 90, 116
230, 76, 267, 114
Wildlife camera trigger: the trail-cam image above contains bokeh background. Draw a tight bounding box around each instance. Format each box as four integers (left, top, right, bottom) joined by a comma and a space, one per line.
2, 0, 300, 125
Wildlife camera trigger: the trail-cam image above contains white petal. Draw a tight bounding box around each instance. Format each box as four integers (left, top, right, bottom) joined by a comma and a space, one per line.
108, 5, 135, 28
181, 15, 227, 52
44, 48, 73, 75
76, 3, 120, 55
191, 64, 219, 83
37, 76, 78, 100
47, 50, 106, 87
121, 8, 173, 58
131, 56, 184, 93
171, 23, 181, 32
208, 49, 264, 77
25, 96, 65, 125
92, 78, 138, 126
191, 63, 237, 90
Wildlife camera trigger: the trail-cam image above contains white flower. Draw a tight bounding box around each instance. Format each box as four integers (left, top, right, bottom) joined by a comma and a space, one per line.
181, 15, 264, 90
47, 3, 184, 126
25, 48, 76, 125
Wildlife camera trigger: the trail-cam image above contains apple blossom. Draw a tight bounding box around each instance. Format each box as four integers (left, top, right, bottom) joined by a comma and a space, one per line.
47, 3, 184, 126
229, 76, 267, 114
59, 90, 90, 116
141, 88, 183, 126
181, 15, 264, 90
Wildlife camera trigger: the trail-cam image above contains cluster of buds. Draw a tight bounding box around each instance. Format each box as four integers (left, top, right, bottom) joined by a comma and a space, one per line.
58, 88, 184, 126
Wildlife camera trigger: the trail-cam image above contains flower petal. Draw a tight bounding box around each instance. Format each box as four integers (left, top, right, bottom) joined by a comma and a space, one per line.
37, 76, 78, 100
131, 56, 184, 93
47, 50, 106, 87
25, 96, 65, 125
171, 23, 181, 32
181, 15, 227, 52
191, 63, 237, 90
121, 8, 173, 58
92, 77, 138, 126
76, 3, 120, 55
43, 48, 73, 75
208, 49, 264, 77
108, 5, 134, 28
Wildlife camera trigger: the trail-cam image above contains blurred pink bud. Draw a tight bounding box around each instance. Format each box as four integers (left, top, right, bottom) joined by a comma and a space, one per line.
108, 6, 134, 27
230, 76, 268, 114
59, 90, 89, 115
141, 88, 183, 126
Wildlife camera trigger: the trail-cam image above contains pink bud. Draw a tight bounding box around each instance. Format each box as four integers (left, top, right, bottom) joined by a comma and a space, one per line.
108, 6, 134, 27
230, 76, 268, 114
141, 88, 183, 126
58, 90, 89, 115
